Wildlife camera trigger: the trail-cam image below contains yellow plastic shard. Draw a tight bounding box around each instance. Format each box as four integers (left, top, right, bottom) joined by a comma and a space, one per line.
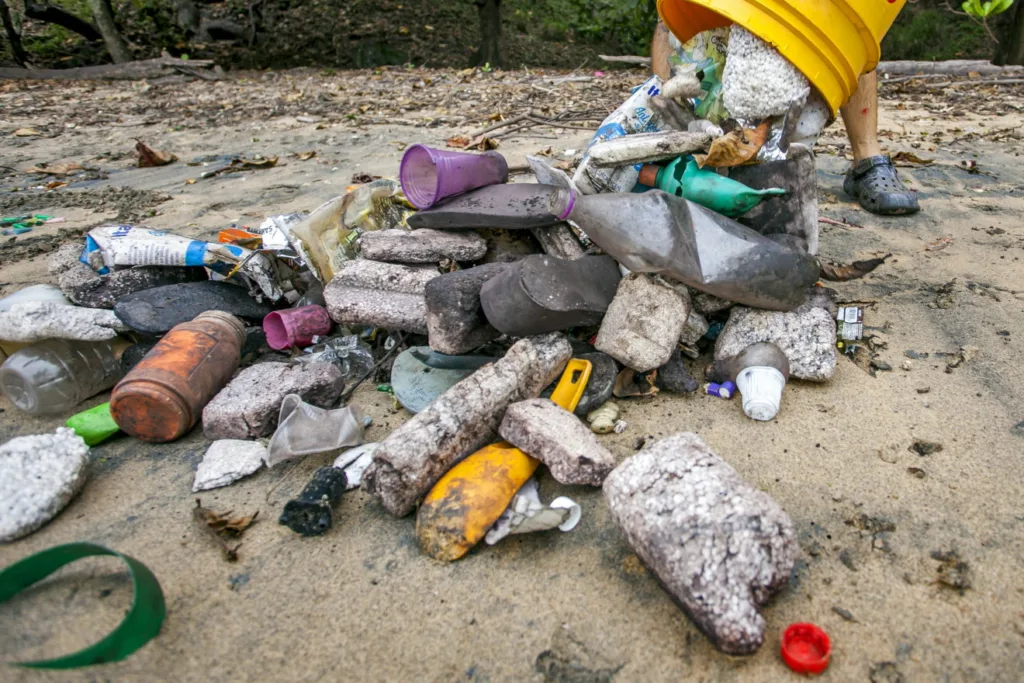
416, 359, 592, 561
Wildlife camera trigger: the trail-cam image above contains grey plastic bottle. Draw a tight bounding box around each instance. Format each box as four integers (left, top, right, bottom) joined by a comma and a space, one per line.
0, 338, 124, 415
567, 190, 820, 311
406, 184, 575, 230
710, 342, 791, 384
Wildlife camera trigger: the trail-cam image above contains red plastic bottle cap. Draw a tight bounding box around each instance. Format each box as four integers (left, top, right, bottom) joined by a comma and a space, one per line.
781, 623, 831, 675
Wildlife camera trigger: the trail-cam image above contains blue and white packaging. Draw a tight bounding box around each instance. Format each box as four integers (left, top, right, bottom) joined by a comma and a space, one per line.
81, 225, 284, 300
572, 76, 668, 194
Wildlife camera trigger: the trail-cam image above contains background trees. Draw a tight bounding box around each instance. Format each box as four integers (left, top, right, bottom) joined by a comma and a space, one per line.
0, 0, 1019, 70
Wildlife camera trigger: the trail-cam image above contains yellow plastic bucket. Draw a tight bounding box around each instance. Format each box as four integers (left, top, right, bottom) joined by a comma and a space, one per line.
657, 0, 907, 114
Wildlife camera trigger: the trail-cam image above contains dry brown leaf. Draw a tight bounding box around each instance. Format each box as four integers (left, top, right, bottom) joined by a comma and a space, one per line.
195, 502, 258, 536
193, 499, 259, 562
25, 162, 84, 176
819, 254, 890, 282
351, 172, 382, 184
445, 134, 498, 151
892, 151, 934, 165
446, 134, 472, 148
45, 181, 68, 190
13, 128, 42, 137
925, 236, 953, 251
136, 140, 177, 167
693, 121, 770, 168
613, 368, 659, 398
294, 150, 317, 161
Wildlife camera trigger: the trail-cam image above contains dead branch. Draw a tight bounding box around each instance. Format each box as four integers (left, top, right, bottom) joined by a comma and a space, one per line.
24, 2, 101, 41
876, 59, 1024, 76
0, 56, 219, 81
598, 55, 652, 65
467, 113, 530, 138
0, 0, 28, 67
921, 78, 1024, 88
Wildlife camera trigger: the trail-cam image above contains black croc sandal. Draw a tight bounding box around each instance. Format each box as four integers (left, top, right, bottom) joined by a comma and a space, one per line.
843, 155, 920, 216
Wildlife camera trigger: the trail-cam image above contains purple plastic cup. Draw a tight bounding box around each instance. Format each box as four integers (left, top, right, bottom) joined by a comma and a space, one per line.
263, 305, 332, 350
400, 144, 509, 209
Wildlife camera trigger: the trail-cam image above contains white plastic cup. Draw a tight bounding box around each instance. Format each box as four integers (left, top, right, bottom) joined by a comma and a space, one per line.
736, 366, 787, 421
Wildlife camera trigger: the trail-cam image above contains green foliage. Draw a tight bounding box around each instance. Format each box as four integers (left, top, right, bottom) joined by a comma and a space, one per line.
0, 0, 1004, 70
882, 7, 992, 60
962, 0, 1013, 18
16, 0, 95, 66
509, 0, 658, 55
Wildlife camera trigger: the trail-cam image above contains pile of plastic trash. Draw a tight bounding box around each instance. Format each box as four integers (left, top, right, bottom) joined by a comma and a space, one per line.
0, 21, 868, 667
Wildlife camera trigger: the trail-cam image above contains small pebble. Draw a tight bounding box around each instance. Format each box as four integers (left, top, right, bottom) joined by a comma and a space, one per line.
832, 606, 857, 622
910, 440, 943, 456
901, 360, 913, 371
878, 447, 899, 464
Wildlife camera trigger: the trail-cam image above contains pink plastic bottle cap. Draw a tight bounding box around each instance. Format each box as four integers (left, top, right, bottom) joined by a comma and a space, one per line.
263, 305, 332, 351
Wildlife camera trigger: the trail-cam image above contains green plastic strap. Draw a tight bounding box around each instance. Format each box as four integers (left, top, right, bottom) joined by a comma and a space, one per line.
0, 542, 166, 669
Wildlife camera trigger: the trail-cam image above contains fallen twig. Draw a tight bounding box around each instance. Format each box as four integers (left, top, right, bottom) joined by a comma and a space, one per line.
876, 59, 1024, 77
598, 55, 652, 66
467, 113, 530, 139
339, 333, 407, 403
922, 78, 1024, 89
820, 254, 890, 282
947, 125, 1020, 145
882, 73, 955, 84
819, 216, 864, 229
524, 115, 596, 132
547, 76, 594, 84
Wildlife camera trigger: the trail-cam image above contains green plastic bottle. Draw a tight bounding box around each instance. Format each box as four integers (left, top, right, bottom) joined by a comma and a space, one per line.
642, 157, 786, 218
66, 402, 120, 446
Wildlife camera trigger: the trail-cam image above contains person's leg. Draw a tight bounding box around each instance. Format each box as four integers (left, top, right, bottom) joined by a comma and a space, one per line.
840, 71, 883, 162
651, 21, 672, 81
840, 71, 920, 215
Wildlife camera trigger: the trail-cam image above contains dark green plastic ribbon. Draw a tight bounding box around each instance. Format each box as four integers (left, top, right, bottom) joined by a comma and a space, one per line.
0, 542, 165, 669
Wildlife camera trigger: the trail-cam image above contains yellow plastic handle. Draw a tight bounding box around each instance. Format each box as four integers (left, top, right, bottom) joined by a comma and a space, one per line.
550, 358, 592, 412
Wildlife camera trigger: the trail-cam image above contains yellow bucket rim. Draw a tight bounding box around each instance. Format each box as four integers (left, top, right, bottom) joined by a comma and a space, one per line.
658, 0, 905, 114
